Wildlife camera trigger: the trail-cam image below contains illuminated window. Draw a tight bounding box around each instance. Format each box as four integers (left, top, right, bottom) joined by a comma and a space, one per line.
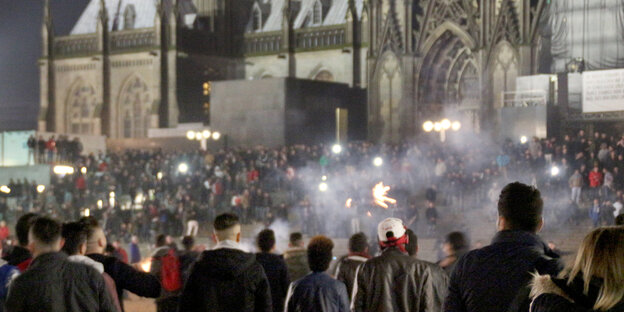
119, 76, 151, 138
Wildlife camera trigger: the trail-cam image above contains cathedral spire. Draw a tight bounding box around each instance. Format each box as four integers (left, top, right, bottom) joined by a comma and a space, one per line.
42, 0, 54, 57
43, 0, 53, 28
98, 0, 109, 25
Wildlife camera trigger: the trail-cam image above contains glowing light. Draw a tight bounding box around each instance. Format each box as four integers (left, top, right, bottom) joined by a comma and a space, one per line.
318, 182, 328, 192
422, 121, 434, 132
372, 182, 396, 209
441, 119, 451, 130
178, 163, 189, 174
345, 198, 352, 208
156, 172, 163, 180
366, 211, 372, 217
321, 175, 327, 181
186, 130, 196, 140
332, 144, 343, 154
373, 157, 383, 167
520, 136, 528, 144
551, 166, 560, 177
81, 167, 87, 174
36, 185, 46, 193
0, 186, 10, 194
140, 258, 152, 272
109, 192, 115, 198
202, 130, 211, 138
53, 165, 75, 175
84, 208, 90, 217
135, 193, 144, 204
97, 200, 103, 209
212, 132, 221, 140
109, 192, 115, 207
451, 121, 461, 131
434, 122, 443, 132
195, 132, 204, 140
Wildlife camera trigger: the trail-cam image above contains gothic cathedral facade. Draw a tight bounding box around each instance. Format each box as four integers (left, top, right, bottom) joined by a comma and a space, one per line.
40, 0, 547, 141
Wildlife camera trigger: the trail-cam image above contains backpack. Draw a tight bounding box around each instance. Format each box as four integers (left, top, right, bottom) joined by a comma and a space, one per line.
160, 249, 182, 292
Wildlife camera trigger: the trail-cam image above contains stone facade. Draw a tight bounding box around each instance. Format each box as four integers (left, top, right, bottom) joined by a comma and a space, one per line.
41, 0, 548, 141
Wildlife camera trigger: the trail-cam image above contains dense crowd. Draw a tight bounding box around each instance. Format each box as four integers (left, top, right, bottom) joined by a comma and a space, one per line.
0, 182, 623, 312
3, 129, 623, 246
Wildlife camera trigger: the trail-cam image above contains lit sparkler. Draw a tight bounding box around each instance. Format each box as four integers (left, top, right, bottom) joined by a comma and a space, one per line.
372, 182, 396, 209
140, 258, 152, 272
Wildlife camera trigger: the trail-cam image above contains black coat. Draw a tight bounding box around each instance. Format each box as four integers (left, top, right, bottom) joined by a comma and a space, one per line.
530, 274, 624, 312
256, 252, 290, 312
333, 255, 368, 299
444, 230, 564, 312
285, 272, 349, 312
87, 253, 161, 312
5, 252, 117, 312
178, 248, 272, 312
3, 246, 31, 270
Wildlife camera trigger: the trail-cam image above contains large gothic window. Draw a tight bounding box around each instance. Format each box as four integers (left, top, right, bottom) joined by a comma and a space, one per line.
124, 5, 136, 30
67, 79, 97, 135
378, 54, 402, 143
492, 43, 518, 109
118, 76, 151, 138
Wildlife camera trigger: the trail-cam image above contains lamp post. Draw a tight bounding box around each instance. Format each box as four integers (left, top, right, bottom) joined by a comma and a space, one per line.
422, 118, 461, 142
186, 129, 222, 150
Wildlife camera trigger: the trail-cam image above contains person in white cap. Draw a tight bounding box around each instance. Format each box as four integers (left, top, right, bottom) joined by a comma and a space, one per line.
351, 217, 448, 312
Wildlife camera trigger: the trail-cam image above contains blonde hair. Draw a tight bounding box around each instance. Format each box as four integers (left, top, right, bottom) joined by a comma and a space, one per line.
566, 227, 624, 310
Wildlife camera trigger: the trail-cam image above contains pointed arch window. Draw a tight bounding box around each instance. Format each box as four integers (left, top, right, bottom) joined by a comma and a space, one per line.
252, 6, 262, 32
312, 0, 323, 25
124, 4, 136, 30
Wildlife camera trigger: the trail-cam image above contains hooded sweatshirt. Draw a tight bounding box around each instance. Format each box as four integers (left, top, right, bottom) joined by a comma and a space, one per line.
178, 244, 272, 312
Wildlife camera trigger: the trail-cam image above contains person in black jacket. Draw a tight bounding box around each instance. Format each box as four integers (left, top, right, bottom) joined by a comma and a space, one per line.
256, 229, 290, 312
80, 217, 161, 312
178, 213, 272, 312
285, 235, 349, 312
444, 182, 564, 312
3, 213, 38, 272
5, 216, 117, 312
332, 232, 370, 299
530, 226, 624, 312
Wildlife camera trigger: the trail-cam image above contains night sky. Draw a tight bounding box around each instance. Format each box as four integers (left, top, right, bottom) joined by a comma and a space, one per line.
0, 0, 89, 131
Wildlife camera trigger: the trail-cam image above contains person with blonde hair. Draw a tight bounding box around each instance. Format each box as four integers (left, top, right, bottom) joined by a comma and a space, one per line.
530, 226, 624, 311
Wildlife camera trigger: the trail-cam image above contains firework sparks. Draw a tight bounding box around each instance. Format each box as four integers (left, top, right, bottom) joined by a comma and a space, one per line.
372, 182, 396, 209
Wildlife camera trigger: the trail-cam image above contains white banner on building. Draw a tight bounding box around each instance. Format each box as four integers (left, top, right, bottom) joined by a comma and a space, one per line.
582, 68, 624, 113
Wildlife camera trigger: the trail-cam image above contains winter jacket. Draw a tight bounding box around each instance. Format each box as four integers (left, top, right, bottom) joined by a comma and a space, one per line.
178, 248, 272, 312
530, 274, 624, 312
129, 243, 141, 264
67, 254, 122, 312
0, 259, 18, 312
444, 230, 563, 312
284, 247, 310, 282
285, 272, 349, 312
352, 247, 449, 312
569, 173, 583, 188
150, 246, 179, 312
332, 255, 367, 299
5, 252, 117, 312
589, 171, 603, 187
87, 253, 161, 312
3, 246, 32, 272
256, 252, 290, 312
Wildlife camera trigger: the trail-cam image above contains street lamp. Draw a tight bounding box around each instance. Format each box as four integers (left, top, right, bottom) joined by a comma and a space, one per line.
36, 185, 45, 193
423, 119, 461, 142
331, 144, 342, 154
373, 157, 383, 167
178, 163, 189, 174
186, 129, 222, 150
520, 136, 528, 144
318, 182, 328, 192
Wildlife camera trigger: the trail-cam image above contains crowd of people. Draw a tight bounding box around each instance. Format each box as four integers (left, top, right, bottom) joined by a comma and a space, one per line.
0, 182, 623, 312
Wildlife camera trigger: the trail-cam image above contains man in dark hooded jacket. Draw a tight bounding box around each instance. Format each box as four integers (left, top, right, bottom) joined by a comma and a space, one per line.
3, 213, 38, 271
178, 213, 272, 312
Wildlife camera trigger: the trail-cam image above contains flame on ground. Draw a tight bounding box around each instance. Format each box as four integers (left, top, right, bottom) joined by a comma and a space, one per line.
345, 198, 352, 208
372, 182, 396, 209
140, 258, 152, 272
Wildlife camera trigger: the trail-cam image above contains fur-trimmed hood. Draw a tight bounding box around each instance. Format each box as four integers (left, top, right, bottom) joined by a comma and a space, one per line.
530, 274, 574, 303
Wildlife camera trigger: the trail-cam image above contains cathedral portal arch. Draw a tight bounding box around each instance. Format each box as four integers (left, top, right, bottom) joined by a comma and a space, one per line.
117, 75, 153, 138
65, 78, 97, 135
